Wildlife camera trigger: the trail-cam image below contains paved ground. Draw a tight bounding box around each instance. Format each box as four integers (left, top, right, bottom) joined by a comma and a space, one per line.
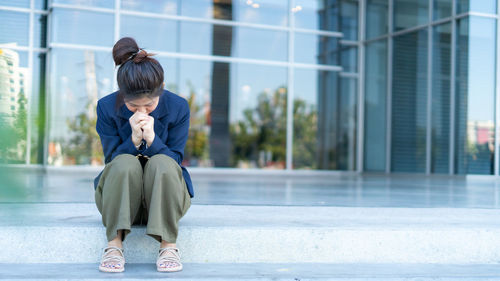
1, 166, 500, 208
2, 263, 500, 280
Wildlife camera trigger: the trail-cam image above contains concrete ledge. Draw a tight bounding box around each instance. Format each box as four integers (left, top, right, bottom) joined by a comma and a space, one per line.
2, 204, 500, 264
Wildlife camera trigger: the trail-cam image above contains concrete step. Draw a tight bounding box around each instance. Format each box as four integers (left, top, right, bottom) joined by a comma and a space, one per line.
2, 263, 500, 280
2, 203, 500, 264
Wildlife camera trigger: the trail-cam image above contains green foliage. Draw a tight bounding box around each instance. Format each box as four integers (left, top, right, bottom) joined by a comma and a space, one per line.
184, 82, 209, 164
64, 102, 103, 165
292, 99, 318, 169
0, 90, 28, 164
230, 86, 288, 168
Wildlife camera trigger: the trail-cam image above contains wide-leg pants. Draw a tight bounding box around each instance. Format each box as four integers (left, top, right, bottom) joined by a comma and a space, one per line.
95, 154, 191, 243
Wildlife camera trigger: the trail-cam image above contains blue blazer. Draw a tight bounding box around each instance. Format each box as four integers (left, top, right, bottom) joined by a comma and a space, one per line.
93, 90, 194, 198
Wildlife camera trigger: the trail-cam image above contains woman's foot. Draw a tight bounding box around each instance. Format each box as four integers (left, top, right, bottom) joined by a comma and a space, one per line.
99, 246, 125, 272
99, 231, 125, 273
156, 247, 182, 272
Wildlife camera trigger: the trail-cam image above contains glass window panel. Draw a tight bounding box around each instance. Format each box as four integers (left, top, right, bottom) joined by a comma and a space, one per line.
340, 0, 358, 40
294, 33, 339, 65
168, 59, 288, 169
49, 49, 114, 165
366, 0, 388, 39
155, 57, 177, 92
121, 15, 178, 52
340, 46, 357, 73
0, 48, 29, 164
457, 0, 496, 14
392, 29, 428, 173
433, 0, 452, 20
121, 0, 178, 15
364, 40, 387, 172
394, 0, 429, 31
180, 21, 212, 55
455, 17, 496, 175
0, 0, 29, 8
177, 59, 212, 167
52, 9, 114, 47
294, 0, 338, 31
182, 0, 288, 26
34, 14, 47, 48
293, 69, 356, 170
52, 0, 114, 8
181, 23, 287, 61
35, 0, 47, 10
229, 63, 288, 168
431, 23, 451, 173
30, 52, 46, 164
0, 11, 29, 46
235, 27, 287, 61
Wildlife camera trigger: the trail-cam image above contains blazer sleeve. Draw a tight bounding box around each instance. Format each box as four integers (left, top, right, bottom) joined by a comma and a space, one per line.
141, 100, 190, 165
96, 101, 138, 164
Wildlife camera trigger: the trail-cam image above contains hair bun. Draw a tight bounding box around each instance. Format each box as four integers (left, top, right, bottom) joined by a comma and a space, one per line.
132, 49, 154, 63
112, 37, 139, 66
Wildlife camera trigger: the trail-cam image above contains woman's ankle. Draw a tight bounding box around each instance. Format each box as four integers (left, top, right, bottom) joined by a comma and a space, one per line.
160, 241, 176, 248
108, 231, 124, 248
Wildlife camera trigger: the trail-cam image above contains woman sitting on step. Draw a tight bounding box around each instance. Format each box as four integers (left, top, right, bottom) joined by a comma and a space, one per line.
93, 37, 194, 273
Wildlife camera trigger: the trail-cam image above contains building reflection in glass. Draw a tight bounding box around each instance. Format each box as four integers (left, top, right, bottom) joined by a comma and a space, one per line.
0, 45, 29, 164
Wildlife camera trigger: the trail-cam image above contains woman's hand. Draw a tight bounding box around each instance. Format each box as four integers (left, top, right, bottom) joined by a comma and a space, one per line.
129, 111, 148, 146
141, 116, 155, 147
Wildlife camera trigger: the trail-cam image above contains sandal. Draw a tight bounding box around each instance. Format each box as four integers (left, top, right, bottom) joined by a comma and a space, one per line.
99, 246, 125, 273
156, 247, 183, 272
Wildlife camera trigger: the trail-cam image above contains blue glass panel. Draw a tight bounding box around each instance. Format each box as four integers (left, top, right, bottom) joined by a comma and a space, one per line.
340, 46, 357, 73
121, 15, 178, 52
175, 59, 288, 168
53, 0, 114, 8
366, 0, 388, 39
229, 63, 288, 168
0, 0, 29, 8
457, 0, 496, 14
364, 40, 387, 172
121, 0, 177, 15
52, 9, 114, 46
34, 14, 47, 48
182, 0, 288, 26
30, 52, 47, 164
394, 0, 428, 31
294, 33, 338, 65
294, 0, 338, 31
455, 17, 496, 175
0, 48, 29, 163
431, 23, 451, 173
35, 0, 47, 10
235, 27, 287, 61
340, 0, 358, 40
49, 49, 114, 165
0, 11, 29, 46
181, 22, 287, 61
433, 0, 452, 20
392, 29, 428, 173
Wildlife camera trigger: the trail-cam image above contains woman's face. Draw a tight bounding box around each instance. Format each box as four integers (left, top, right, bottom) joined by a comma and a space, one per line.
125, 95, 160, 114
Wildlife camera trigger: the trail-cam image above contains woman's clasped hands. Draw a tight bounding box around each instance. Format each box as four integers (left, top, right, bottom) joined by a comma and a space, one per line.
130, 111, 155, 147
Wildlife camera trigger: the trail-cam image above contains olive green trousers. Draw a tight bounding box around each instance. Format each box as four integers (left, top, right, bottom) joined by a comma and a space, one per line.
95, 154, 191, 243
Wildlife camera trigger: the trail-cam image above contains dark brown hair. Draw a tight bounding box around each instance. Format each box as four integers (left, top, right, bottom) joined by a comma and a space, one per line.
112, 37, 164, 106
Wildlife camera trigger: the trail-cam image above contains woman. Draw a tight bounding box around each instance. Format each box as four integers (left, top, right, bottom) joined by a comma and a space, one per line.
93, 37, 194, 273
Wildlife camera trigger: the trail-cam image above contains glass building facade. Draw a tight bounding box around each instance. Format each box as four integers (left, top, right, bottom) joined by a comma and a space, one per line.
0, 0, 498, 176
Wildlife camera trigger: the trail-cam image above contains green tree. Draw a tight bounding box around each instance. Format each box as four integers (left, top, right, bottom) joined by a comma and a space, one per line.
65, 101, 103, 165
184, 81, 209, 165
230, 86, 287, 168
292, 99, 318, 169
0, 90, 28, 164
